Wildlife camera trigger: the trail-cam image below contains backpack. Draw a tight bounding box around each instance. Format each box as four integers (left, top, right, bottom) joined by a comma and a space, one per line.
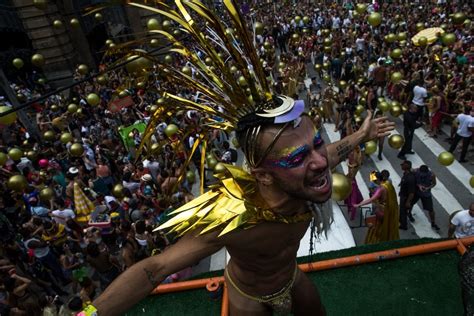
229, 148, 238, 163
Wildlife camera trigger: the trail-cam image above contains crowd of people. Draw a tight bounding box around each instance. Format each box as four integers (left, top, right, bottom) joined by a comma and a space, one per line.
0, 0, 473, 315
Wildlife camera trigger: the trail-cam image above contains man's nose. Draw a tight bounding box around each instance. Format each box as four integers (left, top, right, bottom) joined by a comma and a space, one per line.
308, 150, 327, 170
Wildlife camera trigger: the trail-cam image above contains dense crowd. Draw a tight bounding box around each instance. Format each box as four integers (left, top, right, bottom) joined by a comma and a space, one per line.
0, 1, 472, 315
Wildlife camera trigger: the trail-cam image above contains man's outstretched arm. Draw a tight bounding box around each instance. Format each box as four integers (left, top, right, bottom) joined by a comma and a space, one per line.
327, 111, 395, 168
92, 229, 224, 316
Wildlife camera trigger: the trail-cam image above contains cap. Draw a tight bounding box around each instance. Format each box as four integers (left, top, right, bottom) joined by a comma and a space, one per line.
141, 174, 152, 182
68, 167, 79, 174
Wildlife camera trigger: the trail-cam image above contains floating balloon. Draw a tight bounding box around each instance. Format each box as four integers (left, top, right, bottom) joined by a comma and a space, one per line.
388, 134, 404, 149
53, 20, 63, 29
31, 54, 45, 67
67, 103, 78, 113
0, 152, 7, 165
397, 32, 407, 41
182, 66, 192, 76
437, 151, 454, 166
391, 72, 403, 84
12, 58, 24, 69
390, 48, 402, 59
33, 0, 47, 10
355, 105, 365, 116
416, 22, 424, 31
390, 105, 402, 117
292, 33, 300, 41
94, 13, 103, 21
339, 80, 347, 89
8, 148, 23, 161
70, 143, 84, 157
7, 175, 28, 192
0, 106, 17, 125
77, 64, 89, 75
254, 22, 264, 35
43, 130, 56, 142
365, 141, 377, 155
441, 33, 456, 46
331, 173, 352, 201
97, 75, 107, 85
150, 38, 159, 48
303, 16, 310, 25
39, 187, 54, 201
60, 132, 72, 144
86, 93, 100, 106
386, 33, 397, 43
164, 55, 173, 64
294, 16, 301, 24
112, 184, 124, 198
355, 3, 367, 14
452, 12, 466, 25
52, 117, 66, 130
164, 124, 179, 137
26, 151, 37, 161
162, 20, 172, 31
378, 101, 390, 113
367, 12, 382, 27
147, 18, 160, 31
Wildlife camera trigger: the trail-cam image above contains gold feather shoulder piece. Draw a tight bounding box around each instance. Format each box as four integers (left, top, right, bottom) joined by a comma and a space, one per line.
154, 164, 313, 237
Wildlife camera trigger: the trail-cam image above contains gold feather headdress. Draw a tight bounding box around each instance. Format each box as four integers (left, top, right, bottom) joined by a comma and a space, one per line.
86, 0, 305, 193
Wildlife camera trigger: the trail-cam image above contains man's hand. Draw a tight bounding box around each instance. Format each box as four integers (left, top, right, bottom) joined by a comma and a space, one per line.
358, 110, 395, 142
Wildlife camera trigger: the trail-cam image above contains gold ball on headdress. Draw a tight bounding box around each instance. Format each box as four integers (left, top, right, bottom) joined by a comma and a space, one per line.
77, 64, 89, 75
70, 18, 80, 28
437, 151, 454, 166
323, 74, 331, 82
388, 134, 404, 149
331, 173, 352, 201
391, 72, 403, 84
339, 80, 347, 89
418, 36, 428, 47
16, 93, 26, 102
8, 148, 23, 161
70, 143, 84, 157
31, 54, 45, 67
119, 90, 129, 98
322, 29, 330, 37
33, 0, 47, 10
294, 16, 301, 24
147, 18, 160, 31
390, 48, 402, 59
230, 65, 238, 74
353, 11, 360, 19
365, 141, 377, 155
8, 175, 28, 192
136, 82, 146, 89
43, 130, 56, 142
416, 22, 424, 31
40, 187, 54, 202
204, 57, 212, 66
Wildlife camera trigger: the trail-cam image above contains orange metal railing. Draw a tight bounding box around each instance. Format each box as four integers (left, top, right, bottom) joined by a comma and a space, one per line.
150, 236, 474, 315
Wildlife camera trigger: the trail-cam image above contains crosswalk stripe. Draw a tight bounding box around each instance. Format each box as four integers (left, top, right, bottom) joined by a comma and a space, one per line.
412, 122, 473, 194
393, 127, 464, 215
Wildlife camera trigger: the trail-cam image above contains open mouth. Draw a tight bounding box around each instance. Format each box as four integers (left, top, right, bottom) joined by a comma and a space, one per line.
307, 172, 329, 191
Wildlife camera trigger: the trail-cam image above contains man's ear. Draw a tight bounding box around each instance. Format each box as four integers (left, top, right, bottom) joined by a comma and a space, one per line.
251, 167, 274, 186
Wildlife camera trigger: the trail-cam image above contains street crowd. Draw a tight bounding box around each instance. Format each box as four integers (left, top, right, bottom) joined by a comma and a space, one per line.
0, 1, 473, 315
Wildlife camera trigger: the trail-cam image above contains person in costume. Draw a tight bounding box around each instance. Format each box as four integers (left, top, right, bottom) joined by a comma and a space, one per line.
83, 1, 394, 315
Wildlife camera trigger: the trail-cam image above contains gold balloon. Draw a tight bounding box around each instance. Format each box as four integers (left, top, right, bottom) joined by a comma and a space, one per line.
7, 175, 28, 192
214, 162, 226, 174
53, 20, 63, 29
33, 0, 47, 10
12, 58, 24, 69
39, 187, 54, 202
8, 148, 23, 161
118, 90, 129, 98
339, 80, 347, 89
397, 32, 407, 41
164, 124, 179, 137
303, 16, 310, 25
52, 117, 66, 130
359, 97, 366, 105
416, 22, 424, 31
388, 134, 404, 149
365, 141, 377, 155
164, 55, 173, 64
70, 143, 84, 157
94, 12, 103, 21
150, 38, 159, 47
162, 20, 172, 31
418, 36, 428, 47
60, 132, 72, 144
77, 64, 89, 75
441, 33, 456, 46
323, 37, 332, 47
368, 12, 382, 27
97, 75, 107, 85
255, 22, 264, 35
331, 173, 352, 201
204, 56, 213, 65
87, 93, 100, 106
323, 46, 332, 54
378, 101, 390, 113
112, 184, 124, 198
294, 16, 301, 24
390, 105, 402, 117
323, 62, 330, 69
470, 176, 474, 188
67, 103, 78, 113
322, 29, 330, 37
292, 33, 300, 41
157, 98, 165, 105
43, 130, 56, 142
147, 18, 160, 31
355, 105, 365, 116
0, 152, 7, 165
182, 66, 192, 76
391, 72, 403, 84
314, 63, 322, 71
70, 18, 80, 28
37, 78, 46, 85
31, 54, 45, 67
437, 151, 454, 166
323, 74, 331, 82
355, 3, 367, 14
136, 82, 146, 89
390, 48, 402, 59
386, 33, 397, 43
150, 142, 160, 153
26, 151, 37, 161
126, 53, 153, 75
452, 12, 466, 25
238, 76, 247, 86
401, 105, 408, 113
0, 106, 17, 125
207, 157, 218, 170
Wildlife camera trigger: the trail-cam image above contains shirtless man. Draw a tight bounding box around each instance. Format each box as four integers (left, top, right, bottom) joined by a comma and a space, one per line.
91, 112, 393, 315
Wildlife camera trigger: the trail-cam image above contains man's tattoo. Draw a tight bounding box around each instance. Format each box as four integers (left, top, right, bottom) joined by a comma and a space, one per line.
336, 141, 352, 161
144, 268, 161, 287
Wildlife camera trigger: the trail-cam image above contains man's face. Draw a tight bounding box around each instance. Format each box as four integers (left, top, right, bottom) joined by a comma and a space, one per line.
257, 116, 331, 203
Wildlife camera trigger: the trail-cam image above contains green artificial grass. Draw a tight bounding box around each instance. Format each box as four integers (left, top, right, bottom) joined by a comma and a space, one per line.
126, 239, 463, 315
